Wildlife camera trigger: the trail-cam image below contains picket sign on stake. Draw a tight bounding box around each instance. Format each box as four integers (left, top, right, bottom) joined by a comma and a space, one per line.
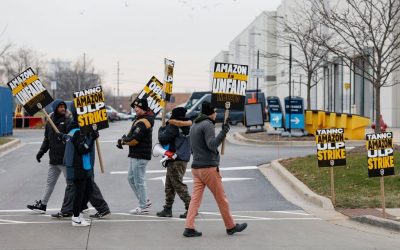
220, 101, 230, 155
162, 58, 174, 127
37, 103, 60, 133
93, 124, 104, 174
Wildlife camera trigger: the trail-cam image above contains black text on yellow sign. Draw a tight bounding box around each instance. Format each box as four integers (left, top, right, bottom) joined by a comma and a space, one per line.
134, 76, 165, 115
316, 128, 346, 167
366, 132, 395, 177
6, 67, 53, 116
163, 59, 174, 102
73, 86, 109, 134
211, 62, 248, 111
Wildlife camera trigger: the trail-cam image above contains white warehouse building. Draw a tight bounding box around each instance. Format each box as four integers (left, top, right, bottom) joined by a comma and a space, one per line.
211, 0, 400, 127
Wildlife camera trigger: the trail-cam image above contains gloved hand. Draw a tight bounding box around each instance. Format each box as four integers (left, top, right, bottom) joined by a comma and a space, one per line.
222, 123, 230, 134
56, 132, 66, 142
90, 130, 99, 140
36, 151, 44, 163
116, 139, 123, 149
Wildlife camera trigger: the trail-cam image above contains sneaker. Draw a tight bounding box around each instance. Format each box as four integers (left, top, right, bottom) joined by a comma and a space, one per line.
51, 211, 73, 219
156, 206, 172, 217
179, 210, 188, 219
226, 223, 248, 235
183, 228, 202, 237
90, 210, 111, 219
145, 199, 152, 208
129, 207, 150, 215
72, 216, 90, 227
27, 200, 46, 214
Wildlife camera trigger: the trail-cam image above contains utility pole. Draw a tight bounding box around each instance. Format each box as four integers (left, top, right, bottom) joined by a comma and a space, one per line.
117, 61, 120, 99
288, 43, 292, 135
256, 50, 259, 102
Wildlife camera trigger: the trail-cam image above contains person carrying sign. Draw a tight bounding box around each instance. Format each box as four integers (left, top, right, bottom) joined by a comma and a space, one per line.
27, 100, 71, 213
183, 101, 247, 237
156, 107, 192, 219
62, 106, 99, 226
117, 98, 154, 215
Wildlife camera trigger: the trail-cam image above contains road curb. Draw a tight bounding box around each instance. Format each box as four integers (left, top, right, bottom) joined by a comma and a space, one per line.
268, 160, 335, 210
233, 132, 367, 147
351, 215, 400, 232
0, 138, 21, 154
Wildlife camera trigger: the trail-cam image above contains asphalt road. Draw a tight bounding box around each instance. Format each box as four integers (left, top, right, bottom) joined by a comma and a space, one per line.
1, 120, 399, 250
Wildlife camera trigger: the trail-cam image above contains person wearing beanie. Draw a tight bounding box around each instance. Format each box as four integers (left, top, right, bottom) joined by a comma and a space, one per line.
117, 98, 154, 215
156, 107, 192, 219
183, 101, 247, 237
27, 100, 72, 214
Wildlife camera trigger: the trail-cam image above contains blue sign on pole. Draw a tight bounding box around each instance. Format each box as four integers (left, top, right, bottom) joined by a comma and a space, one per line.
267, 96, 283, 128
284, 96, 304, 129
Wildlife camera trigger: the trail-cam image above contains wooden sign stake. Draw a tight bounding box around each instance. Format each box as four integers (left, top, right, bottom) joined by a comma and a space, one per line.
221, 101, 230, 155
380, 175, 386, 218
37, 103, 60, 133
92, 124, 105, 174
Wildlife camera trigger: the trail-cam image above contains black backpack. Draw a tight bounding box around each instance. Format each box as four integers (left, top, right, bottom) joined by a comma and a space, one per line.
175, 128, 191, 162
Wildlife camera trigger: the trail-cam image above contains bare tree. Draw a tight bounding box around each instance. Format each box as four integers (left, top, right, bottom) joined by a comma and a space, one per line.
267, 2, 331, 109
314, 0, 400, 132
0, 47, 44, 80
47, 56, 102, 100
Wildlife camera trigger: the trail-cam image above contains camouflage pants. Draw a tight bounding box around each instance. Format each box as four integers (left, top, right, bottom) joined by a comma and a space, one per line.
164, 160, 191, 209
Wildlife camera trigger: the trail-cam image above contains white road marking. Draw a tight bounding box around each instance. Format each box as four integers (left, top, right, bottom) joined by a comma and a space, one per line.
111, 166, 258, 175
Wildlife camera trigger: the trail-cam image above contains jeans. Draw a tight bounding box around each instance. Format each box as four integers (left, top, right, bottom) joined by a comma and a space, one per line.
128, 158, 149, 209
41, 164, 66, 205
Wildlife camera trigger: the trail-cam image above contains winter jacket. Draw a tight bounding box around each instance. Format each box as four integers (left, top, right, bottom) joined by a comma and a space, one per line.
123, 111, 155, 160
63, 121, 95, 181
38, 99, 72, 165
190, 114, 227, 168
158, 119, 192, 162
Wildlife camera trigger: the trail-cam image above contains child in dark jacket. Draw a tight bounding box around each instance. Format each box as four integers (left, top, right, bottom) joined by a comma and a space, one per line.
62, 108, 98, 226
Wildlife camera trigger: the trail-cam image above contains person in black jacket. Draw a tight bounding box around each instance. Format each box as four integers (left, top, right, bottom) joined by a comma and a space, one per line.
63, 107, 98, 226
27, 100, 71, 213
117, 98, 154, 215
156, 107, 192, 218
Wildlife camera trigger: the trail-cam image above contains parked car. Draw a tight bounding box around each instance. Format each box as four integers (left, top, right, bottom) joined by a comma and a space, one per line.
117, 112, 131, 120
185, 94, 244, 125
106, 105, 118, 122
184, 91, 211, 110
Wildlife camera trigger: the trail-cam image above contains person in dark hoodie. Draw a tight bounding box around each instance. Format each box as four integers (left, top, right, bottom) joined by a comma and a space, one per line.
156, 107, 192, 219
27, 100, 71, 213
183, 101, 247, 237
62, 105, 98, 226
117, 98, 154, 215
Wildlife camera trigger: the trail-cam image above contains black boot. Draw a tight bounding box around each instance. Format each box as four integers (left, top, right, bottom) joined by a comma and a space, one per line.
179, 210, 188, 219
183, 228, 202, 237
156, 206, 172, 217
226, 223, 248, 235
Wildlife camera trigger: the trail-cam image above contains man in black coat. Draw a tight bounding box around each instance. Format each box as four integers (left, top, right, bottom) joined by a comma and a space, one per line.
156, 107, 192, 218
27, 100, 71, 213
117, 98, 154, 215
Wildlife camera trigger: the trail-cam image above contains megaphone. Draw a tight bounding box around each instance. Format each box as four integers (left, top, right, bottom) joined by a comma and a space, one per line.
152, 143, 177, 163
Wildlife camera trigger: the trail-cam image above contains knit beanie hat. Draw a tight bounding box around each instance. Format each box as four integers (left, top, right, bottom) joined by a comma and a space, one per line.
201, 101, 215, 116
132, 98, 149, 111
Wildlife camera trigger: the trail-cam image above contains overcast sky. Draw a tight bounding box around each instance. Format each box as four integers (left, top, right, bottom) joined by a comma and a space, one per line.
1, 0, 282, 95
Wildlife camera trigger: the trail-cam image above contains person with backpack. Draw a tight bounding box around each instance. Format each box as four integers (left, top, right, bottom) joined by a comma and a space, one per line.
183, 101, 247, 237
156, 107, 192, 219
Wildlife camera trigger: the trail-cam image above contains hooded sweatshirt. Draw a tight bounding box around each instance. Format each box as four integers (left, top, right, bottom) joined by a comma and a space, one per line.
38, 99, 71, 165
190, 114, 227, 168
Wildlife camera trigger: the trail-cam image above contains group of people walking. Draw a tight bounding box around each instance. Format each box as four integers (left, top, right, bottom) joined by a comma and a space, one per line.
27, 97, 247, 237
